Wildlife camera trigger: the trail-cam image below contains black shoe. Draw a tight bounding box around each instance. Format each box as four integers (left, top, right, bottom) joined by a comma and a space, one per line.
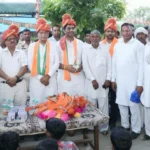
142, 134, 150, 141
100, 130, 109, 135
125, 128, 130, 131
131, 131, 140, 140
110, 123, 116, 130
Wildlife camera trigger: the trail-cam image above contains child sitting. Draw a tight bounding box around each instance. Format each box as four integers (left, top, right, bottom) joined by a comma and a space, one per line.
0, 131, 20, 150
111, 126, 132, 150
36, 138, 58, 150
46, 118, 79, 150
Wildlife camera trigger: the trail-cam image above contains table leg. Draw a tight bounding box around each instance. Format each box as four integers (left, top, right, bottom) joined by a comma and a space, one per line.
94, 125, 99, 150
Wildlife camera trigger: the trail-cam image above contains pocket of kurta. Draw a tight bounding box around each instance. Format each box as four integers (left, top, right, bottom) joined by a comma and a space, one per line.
96, 57, 106, 66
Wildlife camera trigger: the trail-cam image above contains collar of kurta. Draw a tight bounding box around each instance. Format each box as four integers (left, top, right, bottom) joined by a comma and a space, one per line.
4, 47, 19, 52
90, 43, 101, 50
120, 37, 135, 43
146, 42, 150, 46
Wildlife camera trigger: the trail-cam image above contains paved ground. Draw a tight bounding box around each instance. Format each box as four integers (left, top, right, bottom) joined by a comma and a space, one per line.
63, 129, 150, 150
20, 128, 150, 150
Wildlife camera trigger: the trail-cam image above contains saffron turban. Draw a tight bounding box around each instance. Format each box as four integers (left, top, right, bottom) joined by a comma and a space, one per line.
2, 24, 19, 41
104, 18, 117, 32
62, 14, 76, 28
134, 27, 148, 37
36, 18, 51, 32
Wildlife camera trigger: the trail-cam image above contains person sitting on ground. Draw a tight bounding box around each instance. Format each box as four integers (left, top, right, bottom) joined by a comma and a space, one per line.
46, 118, 79, 150
111, 126, 132, 150
36, 138, 58, 150
0, 131, 20, 150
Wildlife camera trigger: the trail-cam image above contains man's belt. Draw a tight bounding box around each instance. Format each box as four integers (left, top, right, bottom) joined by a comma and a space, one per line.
0, 78, 23, 84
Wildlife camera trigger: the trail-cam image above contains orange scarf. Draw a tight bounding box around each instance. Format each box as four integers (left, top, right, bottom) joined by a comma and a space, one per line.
60, 36, 77, 81
102, 37, 118, 57
31, 40, 50, 76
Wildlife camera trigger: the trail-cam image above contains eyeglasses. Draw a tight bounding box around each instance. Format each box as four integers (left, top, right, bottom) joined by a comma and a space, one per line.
65, 27, 75, 31
6, 38, 17, 41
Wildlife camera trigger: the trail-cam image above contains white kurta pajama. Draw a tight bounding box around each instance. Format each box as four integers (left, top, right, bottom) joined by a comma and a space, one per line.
0, 48, 27, 116
28, 41, 59, 106
57, 39, 85, 96
141, 42, 150, 136
112, 38, 144, 133
83, 44, 111, 131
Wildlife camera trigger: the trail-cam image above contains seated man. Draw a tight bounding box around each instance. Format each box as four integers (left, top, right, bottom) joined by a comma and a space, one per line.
0, 131, 20, 150
111, 126, 132, 150
46, 118, 79, 150
36, 138, 58, 150
0, 25, 27, 117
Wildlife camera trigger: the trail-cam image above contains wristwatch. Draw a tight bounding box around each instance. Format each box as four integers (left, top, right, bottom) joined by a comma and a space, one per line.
15, 75, 20, 82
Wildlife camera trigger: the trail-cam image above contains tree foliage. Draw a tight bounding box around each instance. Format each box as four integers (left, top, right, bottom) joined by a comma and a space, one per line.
43, 0, 126, 37
126, 7, 150, 21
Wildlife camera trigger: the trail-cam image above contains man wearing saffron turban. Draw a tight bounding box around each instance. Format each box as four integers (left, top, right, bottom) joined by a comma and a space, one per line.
0, 24, 27, 117
28, 18, 59, 106
101, 18, 119, 131
57, 14, 85, 96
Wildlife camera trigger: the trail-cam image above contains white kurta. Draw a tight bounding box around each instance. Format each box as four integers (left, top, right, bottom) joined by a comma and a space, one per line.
49, 36, 59, 44
141, 42, 150, 107
112, 38, 144, 106
83, 44, 111, 99
28, 41, 59, 105
57, 39, 85, 96
0, 48, 27, 113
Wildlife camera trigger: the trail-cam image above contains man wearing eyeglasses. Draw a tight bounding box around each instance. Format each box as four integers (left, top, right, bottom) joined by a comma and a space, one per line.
57, 14, 85, 96
0, 25, 27, 117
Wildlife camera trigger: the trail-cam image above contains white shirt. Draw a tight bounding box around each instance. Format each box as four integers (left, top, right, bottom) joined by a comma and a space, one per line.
112, 38, 144, 106
141, 42, 150, 107
49, 36, 59, 44
0, 48, 27, 81
83, 44, 111, 98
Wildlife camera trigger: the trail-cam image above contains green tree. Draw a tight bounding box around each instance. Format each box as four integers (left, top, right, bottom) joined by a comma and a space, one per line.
43, 0, 126, 37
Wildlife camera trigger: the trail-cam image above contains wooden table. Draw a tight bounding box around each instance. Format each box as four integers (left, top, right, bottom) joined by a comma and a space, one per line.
0, 105, 108, 150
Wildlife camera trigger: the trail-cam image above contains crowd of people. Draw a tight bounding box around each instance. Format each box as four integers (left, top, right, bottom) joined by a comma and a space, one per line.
0, 118, 132, 150
0, 12, 150, 149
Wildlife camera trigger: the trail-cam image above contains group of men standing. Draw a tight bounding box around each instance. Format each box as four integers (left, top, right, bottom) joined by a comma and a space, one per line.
0, 13, 150, 141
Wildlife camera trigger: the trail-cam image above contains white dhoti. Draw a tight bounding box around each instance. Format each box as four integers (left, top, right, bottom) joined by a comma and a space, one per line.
30, 75, 57, 106
23, 72, 30, 92
0, 80, 27, 114
144, 107, 150, 136
118, 103, 141, 133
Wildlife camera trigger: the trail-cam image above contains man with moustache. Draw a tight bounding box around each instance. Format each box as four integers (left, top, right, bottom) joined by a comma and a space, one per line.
28, 18, 59, 106
101, 18, 119, 130
112, 23, 144, 139
17, 28, 33, 93
134, 27, 148, 129
49, 25, 61, 43
135, 27, 148, 45
83, 30, 111, 134
17, 29, 32, 54
0, 25, 27, 117
57, 14, 85, 96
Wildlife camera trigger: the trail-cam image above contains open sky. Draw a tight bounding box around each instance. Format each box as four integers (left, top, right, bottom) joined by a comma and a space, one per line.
126, 0, 150, 10
0, 0, 36, 3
